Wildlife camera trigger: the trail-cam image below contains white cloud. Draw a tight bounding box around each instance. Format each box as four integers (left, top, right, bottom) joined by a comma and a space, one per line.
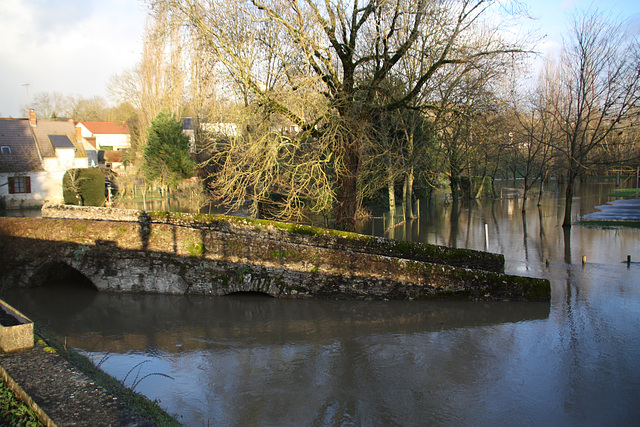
1, 0, 638, 118
0, 0, 147, 117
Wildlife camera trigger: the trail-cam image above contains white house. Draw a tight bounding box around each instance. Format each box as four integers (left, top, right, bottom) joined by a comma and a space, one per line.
0, 110, 88, 209
75, 121, 131, 151
75, 121, 131, 171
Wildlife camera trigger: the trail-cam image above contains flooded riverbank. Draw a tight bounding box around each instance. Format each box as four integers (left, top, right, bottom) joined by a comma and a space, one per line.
3, 180, 640, 426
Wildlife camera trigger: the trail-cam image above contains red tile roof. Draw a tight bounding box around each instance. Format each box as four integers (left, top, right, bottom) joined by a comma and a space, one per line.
104, 150, 123, 163
79, 122, 129, 135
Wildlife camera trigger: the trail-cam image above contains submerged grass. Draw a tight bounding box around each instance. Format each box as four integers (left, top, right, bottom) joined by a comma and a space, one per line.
577, 219, 640, 229
604, 188, 640, 198
36, 328, 180, 427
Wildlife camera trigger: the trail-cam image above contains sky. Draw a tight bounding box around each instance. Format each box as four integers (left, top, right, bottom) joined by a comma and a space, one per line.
1, 0, 639, 118
0, 0, 148, 117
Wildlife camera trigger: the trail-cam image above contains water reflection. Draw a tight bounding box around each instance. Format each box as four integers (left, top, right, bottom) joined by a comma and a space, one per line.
10, 288, 550, 353
2, 180, 640, 425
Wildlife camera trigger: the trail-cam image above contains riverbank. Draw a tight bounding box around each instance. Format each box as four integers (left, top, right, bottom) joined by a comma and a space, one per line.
582, 197, 640, 221
0, 330, 179, 426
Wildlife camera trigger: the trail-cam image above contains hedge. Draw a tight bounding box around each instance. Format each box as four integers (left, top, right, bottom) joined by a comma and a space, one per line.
63, 168, 105, 207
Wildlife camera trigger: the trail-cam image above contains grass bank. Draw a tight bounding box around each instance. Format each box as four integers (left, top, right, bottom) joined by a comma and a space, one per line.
577, 219, 640, 229
36, 328, 180, 426
604, 188, 640, 198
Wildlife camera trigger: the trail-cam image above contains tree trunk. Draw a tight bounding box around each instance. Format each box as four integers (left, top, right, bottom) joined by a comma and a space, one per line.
522, 176, 528, 214
334, 148, 360, 231
388, 171, 396, 214
449, 175, 460, 202
405, 168, 415, 220
562, 177, 575, 228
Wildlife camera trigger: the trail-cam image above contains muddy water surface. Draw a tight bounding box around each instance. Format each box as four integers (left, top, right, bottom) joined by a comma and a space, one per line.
4, 181, 640, 426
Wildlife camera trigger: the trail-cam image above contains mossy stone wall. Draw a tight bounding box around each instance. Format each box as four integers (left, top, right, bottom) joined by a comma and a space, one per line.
0, 209, 550, 301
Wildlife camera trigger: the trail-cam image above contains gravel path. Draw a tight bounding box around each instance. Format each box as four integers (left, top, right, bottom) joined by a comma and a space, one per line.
0, 341, 155, 426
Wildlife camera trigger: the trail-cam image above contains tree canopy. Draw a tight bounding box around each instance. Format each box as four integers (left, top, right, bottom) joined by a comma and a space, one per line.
143, 111, 197, 188
100, 1, 640, 231
149, 0, 528, 229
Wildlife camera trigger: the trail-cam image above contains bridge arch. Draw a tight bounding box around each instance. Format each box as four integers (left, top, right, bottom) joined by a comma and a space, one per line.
225, 291, 274, 298
29, 261, 98, 291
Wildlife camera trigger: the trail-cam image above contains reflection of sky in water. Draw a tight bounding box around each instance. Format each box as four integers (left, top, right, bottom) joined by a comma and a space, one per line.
4, 181, 640, 425
84, 300, 640, 426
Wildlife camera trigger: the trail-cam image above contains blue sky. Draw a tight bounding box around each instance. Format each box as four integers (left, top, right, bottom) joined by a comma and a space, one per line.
0, 0, 639, 118
523, 0, 640, 56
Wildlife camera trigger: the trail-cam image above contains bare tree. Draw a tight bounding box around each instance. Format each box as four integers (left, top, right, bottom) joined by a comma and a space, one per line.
30, 91, 73, 119
539, 9, 640, 227
153, 0, 528, 230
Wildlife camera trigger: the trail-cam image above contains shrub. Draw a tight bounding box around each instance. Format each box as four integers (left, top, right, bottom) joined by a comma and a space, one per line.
63, 168, 105, 207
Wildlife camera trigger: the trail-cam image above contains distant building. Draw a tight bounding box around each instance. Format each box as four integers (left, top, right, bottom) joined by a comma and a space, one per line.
75, 121, 131, 151
0, 110, 88, 209
182, 117, 196, 153
201, 122, 238, 138
75, 121, 131, 171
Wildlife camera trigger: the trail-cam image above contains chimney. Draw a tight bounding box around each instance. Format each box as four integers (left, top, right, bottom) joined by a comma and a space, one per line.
75, 125, 83, 142
29, 109, 37, 127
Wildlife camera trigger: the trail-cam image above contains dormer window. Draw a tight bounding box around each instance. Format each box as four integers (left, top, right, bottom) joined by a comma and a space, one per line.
1, 146, 10, 154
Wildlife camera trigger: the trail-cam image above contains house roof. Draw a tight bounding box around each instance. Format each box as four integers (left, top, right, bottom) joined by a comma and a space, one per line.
79, 122, 130, 135
104, 150, 123, 163
49, 135, 75, 149
32, 121, 86, 158
0, 119, 43, 173
182, 117, 194, 131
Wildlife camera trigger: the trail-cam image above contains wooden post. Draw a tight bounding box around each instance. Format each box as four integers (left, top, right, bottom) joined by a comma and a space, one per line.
484, 224, 489, 250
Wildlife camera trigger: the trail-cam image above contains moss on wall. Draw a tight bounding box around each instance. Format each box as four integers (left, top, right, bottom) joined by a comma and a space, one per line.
0, 213, 550, 302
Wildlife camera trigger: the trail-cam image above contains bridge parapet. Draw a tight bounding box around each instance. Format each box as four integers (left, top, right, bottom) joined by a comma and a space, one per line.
0, 206, 550, 301
42, 204, 505, 273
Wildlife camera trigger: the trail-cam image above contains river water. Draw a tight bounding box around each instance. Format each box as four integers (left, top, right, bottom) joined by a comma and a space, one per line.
3, 181, 640, 426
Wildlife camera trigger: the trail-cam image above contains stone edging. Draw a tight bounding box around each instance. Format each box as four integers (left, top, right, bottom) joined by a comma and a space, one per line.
0, 363, 56, 427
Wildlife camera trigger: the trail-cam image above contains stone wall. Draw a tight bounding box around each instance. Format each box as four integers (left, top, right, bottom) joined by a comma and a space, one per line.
0, 209, 550, 301
42, 204, 506, 273
42, 203, 142, 222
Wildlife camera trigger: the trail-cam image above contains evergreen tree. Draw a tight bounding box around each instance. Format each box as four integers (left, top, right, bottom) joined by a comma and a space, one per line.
143, 111, 196, 190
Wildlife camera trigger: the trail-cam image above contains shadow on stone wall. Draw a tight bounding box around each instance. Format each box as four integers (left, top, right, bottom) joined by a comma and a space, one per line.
0, 217, 551, 301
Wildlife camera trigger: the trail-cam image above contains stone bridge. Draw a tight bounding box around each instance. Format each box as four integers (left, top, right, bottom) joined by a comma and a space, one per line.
0, 205, 550, 301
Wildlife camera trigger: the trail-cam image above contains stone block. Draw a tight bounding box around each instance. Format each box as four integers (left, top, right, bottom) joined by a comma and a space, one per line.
0, 300, 34, 353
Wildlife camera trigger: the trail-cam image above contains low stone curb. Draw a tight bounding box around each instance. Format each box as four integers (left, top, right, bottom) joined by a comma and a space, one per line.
0, 363, 56, 426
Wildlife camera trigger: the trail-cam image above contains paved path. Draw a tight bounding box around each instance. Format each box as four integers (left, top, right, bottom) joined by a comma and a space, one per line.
1, 341, 154, 426
583, 198, 640, 221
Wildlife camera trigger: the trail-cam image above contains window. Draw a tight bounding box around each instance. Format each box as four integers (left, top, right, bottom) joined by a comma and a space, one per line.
8, 176, 31, 194
1, 146, 10, 154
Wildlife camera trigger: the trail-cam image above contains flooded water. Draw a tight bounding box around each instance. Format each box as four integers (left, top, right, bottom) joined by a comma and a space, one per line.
3, 180, 640, 426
